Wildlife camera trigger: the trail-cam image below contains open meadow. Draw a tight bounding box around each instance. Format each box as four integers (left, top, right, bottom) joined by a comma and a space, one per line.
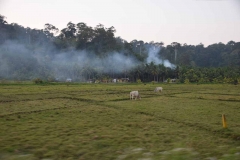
0, 82, 240, 160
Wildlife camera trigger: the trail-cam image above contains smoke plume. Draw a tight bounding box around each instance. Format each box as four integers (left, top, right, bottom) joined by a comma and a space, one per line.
0, 40, 139, 81
146, 45, 176, 68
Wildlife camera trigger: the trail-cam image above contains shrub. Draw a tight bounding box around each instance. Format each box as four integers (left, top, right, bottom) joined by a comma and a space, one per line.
198, 78, 205, 84
137, 79, 142, 83
167, 78, 171, 83
233, 79, 238, 85
184, 78, 190, 84
213, 78, 219, 84
33, 78, 43, 84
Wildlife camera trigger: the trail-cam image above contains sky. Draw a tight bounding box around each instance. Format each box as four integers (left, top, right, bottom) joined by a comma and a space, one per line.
1, 0, 240, 46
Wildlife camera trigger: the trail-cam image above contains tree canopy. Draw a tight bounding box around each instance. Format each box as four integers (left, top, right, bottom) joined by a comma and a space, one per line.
0, 14, 239, 83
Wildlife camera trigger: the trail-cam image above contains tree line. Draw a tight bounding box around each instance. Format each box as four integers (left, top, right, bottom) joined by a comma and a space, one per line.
0, 14, 239, 84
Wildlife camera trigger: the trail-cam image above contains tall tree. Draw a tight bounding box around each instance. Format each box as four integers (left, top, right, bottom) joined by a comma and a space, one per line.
44, 23, 59, 39
75, 22, 94, 50
171, 42, 181, 65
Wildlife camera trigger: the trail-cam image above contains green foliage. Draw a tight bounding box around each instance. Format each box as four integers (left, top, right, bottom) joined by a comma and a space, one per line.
223, 77, 229, 84
33, 78, 43, 84
198, 78, 205, 84
179, 66, 240, 84
167, 78, 171, 83
137, 79, 142, 83
0, 14, 240, 84
184, 69, 199, 82
233, 79, 238, 85
152, 81, 159, 84
184, 78, 190, 84
213, 78, 219, 83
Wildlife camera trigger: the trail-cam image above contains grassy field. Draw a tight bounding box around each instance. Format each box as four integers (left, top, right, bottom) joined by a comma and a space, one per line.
0, 82, 240, 160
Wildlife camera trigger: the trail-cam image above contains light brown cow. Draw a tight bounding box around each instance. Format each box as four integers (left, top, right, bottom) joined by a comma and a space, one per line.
154, 87, 163, 92
130, 91, 141, 100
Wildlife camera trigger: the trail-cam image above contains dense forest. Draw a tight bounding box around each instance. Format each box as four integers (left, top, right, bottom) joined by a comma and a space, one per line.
0, 14, 240, 84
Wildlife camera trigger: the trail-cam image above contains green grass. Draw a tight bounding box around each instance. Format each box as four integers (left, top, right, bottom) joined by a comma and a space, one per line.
0, 83, 240, 160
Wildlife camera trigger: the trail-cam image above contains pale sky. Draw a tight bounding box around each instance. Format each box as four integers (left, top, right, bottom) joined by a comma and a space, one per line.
1, 0, 240, 46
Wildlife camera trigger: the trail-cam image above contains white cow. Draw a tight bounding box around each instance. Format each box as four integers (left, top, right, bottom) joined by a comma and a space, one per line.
130, 91, 141, 100
154, 87, 163, 92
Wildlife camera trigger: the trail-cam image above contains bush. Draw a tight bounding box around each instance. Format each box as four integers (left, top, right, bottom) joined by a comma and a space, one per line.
198, 78, 205, 84
33, 78, 43, 84
137, 79, 142, 83
233, 79, 238, 85
184, 78, 190, 84
213, 78, 219, 84
167, 78, 171, 83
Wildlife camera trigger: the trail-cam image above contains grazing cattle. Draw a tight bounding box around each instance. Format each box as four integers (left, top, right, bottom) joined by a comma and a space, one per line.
154, 87, 163, 92
130, 91, 141, 100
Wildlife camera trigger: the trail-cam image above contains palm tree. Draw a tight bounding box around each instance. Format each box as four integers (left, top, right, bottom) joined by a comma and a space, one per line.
149, 62, 158, 82
144, 63, 150, 81
136, 65, 143, 80
158, 64, 165, 82
171, 42, 181, 64
81, 66, 93, 81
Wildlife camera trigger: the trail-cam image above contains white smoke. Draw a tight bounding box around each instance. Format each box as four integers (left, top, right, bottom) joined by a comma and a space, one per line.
0, 40, 177, 81
146, 45, 176, 68
50, 50, 138, 80
0, 40, 139, 81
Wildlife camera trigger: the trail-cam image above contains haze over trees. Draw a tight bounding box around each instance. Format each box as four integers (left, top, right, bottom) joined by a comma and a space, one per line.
0, 14, 239, 83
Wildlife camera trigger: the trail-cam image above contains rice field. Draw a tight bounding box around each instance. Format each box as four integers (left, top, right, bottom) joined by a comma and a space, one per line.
0, 82, 240, 160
